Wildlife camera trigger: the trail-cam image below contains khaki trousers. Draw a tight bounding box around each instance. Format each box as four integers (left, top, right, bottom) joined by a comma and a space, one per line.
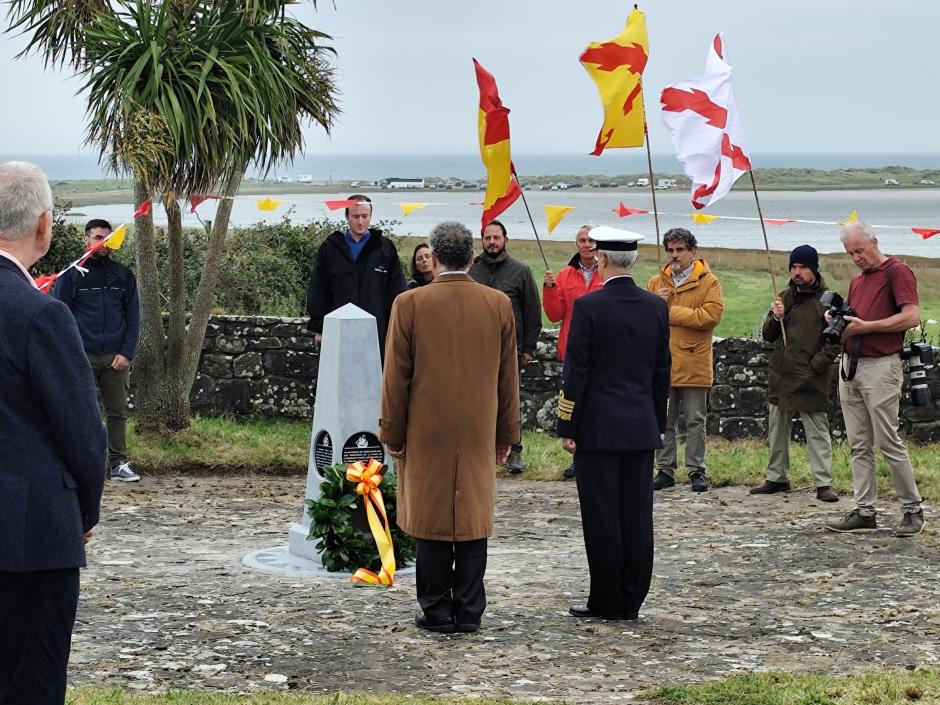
839, 355, 922, 516
655, 387, 708, 478
765, 404, 832, 487
87, 352, 129, 469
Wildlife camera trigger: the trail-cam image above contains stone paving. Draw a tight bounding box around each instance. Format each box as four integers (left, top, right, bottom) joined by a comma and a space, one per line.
72, 475, 939, 703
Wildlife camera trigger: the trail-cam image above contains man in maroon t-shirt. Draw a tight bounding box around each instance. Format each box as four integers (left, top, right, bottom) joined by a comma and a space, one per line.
825, 222, 925, 537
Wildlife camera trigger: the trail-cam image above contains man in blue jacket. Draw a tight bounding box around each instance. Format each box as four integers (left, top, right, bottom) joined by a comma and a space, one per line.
54, 218, 141, 481
0, 160, 107, 705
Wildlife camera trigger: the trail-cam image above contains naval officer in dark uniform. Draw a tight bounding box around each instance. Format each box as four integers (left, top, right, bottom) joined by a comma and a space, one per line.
557, 226, 671, 621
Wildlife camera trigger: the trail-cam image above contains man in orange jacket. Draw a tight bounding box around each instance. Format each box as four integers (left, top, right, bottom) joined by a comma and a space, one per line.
543, 225, 604, 478
645, 228, 724, 493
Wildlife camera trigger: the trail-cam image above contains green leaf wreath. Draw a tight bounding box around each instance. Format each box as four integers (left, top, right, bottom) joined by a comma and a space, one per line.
306, 463, 415, 573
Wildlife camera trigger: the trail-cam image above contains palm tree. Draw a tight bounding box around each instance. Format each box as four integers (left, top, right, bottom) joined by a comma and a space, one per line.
8, 0, 339, 431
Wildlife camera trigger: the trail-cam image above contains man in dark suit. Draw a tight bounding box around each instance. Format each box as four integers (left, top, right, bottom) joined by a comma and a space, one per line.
0, 161, 107, 705
557, 226, 671, 621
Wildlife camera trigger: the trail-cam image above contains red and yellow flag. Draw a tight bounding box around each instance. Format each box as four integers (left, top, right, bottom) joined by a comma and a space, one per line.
580, 7, 649, 155
473, 58, 521, 229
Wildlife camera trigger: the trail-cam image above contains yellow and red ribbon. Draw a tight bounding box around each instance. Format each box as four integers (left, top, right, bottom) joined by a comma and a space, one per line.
346, 458, 396, 587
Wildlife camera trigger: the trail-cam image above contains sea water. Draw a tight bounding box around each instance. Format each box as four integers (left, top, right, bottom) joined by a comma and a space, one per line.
66, 186, 940, 256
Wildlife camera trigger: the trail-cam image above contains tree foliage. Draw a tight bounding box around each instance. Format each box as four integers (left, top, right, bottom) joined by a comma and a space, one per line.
8, 0, 341, 432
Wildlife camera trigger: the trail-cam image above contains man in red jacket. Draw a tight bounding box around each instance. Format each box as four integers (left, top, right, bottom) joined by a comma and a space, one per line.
543, 225, 603, 478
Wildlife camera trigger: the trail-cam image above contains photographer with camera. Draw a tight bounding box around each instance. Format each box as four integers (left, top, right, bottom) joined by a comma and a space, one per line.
751, 245, 840, 503
825, 223, 925, 537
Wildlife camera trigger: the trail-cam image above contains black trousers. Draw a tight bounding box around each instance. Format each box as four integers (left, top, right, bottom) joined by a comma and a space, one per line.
415, 538, 488, 626
573, 449, 654, 618
0, 568, 80, 705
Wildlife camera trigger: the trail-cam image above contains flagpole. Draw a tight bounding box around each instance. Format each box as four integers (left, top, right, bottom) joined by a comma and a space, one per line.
643, 122, 662, 265
512, 170, 550, 270
749, 170, 787, 345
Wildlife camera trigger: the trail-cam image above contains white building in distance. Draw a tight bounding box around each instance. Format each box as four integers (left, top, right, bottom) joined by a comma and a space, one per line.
383, 177, 425, 189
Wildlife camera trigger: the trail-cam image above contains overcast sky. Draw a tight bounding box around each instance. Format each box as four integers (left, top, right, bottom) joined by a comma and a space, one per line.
2, 1, 938, 157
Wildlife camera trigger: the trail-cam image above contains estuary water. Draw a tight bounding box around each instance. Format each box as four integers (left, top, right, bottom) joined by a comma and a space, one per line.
69, 187, 940, 257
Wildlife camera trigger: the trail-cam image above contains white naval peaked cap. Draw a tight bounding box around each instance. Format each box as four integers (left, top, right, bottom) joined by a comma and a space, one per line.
589, 226, 645, 251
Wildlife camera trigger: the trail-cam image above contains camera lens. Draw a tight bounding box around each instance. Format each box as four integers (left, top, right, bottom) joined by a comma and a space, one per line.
909, 365, 931, 407
910, 385, 931, 407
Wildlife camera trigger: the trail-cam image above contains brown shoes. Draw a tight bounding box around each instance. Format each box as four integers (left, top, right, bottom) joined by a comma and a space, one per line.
750, 480, 839, 503
749, 480, 791, 494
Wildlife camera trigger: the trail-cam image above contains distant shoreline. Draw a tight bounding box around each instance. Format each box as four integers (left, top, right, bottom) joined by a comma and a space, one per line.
52, 165, 940, 207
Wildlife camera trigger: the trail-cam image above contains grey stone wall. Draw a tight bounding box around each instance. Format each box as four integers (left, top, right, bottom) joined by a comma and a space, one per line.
184, 316, 940, 443
190, 316, 320, 417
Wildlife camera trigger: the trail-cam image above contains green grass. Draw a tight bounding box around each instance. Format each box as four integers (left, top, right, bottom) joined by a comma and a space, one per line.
127, 416, 311, 473
67, 690, 536, 705
645, 668, 940, 705
128, 418, 939, 504
65, 667, 940, 704
521, 430, 939, 502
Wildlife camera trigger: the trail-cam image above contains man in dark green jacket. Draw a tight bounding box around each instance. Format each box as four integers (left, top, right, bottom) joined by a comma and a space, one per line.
751, 245, 840, 502
469, 220, 541, 474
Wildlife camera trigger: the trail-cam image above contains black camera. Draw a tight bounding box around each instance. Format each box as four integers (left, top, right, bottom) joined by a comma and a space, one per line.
901, 342, 935, 407
818, 291, 857, 344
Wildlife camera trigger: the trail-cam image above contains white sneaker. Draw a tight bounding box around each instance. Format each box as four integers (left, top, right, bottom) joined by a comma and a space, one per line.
110, 462, 140, 482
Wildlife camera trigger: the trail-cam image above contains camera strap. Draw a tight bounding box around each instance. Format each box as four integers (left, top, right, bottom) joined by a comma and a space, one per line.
841, 262, 897, 382
841, 337, 862, 381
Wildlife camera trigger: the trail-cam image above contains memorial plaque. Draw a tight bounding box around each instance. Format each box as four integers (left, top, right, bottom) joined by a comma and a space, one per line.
341, 431, 384, 465
313, 430, 333, 473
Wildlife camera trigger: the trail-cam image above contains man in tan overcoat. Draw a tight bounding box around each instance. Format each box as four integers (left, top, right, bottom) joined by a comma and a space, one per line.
380, 221, 520, 635
646, 228, 723, 493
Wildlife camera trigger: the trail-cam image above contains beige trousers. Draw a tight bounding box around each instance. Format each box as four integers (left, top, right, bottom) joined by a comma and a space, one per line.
655, 387, 708, 478
766, 404, 833, 487
839, 355, 922, 516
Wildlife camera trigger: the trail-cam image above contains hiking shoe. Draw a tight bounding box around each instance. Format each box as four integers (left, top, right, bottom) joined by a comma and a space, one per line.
895, 510, 925, 537
110, 462, 140, 482
689, 471, 709, 493
825, 509, 877, 533
563, 466, 576, 480
815, 486, 839, 503
506, 451, 525, 475
653, 471, 675, 491
750, 479, 791, 495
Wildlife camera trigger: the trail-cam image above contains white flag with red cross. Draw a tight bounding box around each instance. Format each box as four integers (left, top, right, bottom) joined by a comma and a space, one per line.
660, 33, 751, 210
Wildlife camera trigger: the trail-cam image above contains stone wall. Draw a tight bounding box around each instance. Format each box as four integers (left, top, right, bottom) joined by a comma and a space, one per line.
189, 316, 320, 417
184, 316, 940, 443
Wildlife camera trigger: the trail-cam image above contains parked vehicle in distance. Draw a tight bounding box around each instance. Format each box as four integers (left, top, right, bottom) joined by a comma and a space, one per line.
884, 178, 900, 186
636, 178, 650, 187
920, 179, 935, 185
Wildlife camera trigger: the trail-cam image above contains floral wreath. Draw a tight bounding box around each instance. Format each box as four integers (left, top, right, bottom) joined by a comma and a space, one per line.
306, 461, 415, 579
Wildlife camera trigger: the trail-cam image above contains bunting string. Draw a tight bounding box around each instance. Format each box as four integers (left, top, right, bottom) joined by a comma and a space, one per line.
613, 205, 937, 238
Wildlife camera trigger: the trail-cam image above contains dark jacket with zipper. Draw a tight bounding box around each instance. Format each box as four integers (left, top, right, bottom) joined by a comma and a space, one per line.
468, 252, 541, 357
53, 255, 140, 360
762, 275, 840, 412
305, 229, 406, 352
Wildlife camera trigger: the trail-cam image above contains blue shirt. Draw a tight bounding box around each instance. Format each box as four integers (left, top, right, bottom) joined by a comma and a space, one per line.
344, 229, 371, 261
